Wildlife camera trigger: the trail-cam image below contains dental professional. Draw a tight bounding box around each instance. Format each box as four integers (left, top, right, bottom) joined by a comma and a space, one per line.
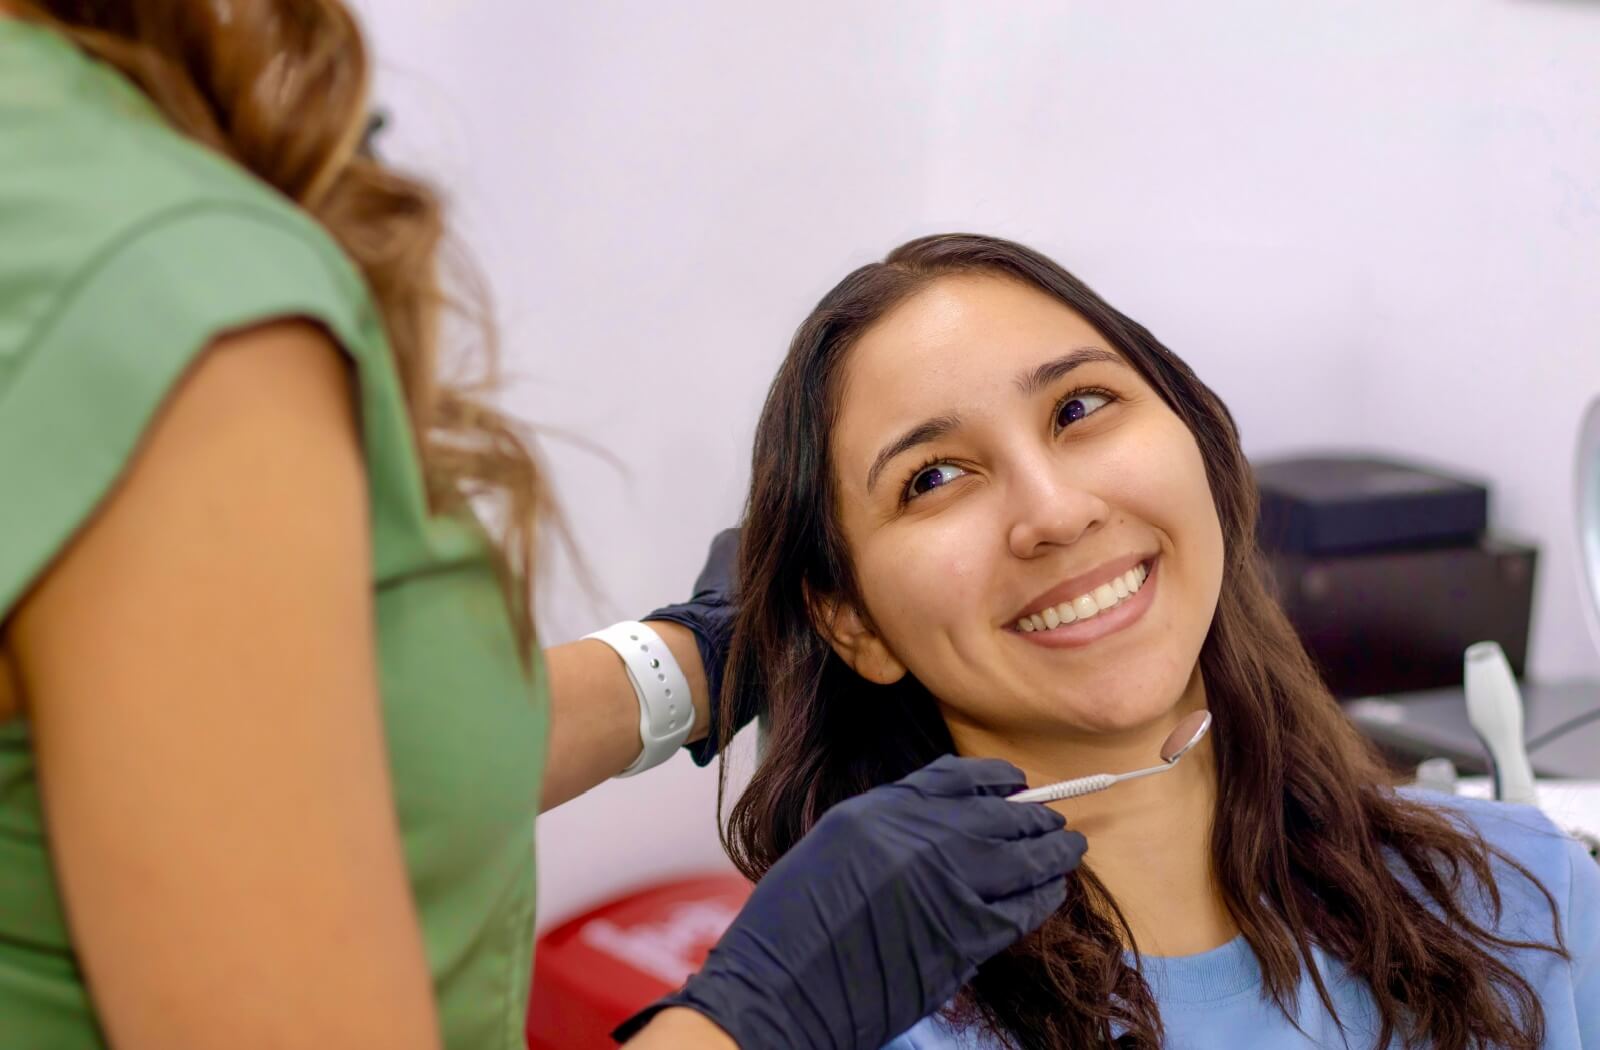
0, 4, 1086, 1050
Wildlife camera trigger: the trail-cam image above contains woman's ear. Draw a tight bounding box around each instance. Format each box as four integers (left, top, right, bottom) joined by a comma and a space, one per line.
807, 588, 907, 685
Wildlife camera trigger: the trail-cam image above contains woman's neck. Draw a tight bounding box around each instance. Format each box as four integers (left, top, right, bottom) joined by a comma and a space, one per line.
951, 668, 1237, 957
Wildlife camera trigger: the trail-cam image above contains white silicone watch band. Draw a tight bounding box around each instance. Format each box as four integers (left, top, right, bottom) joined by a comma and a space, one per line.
583, 621, 695, 778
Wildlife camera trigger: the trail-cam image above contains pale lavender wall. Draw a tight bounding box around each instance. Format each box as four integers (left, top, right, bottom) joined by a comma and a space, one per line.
358, 0, 1600, 927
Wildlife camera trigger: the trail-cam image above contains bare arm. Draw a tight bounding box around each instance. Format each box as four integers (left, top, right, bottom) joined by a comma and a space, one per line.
539, 622, 712, 811
8, 322, 441, 1050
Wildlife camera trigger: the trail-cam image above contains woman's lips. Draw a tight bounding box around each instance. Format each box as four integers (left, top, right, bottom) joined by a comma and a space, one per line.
1010, 551, 1153, 623
1011, 556, 1159, 649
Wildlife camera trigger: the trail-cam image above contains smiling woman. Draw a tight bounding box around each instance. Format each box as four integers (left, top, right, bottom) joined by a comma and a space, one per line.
716, 234, 1600, 1049
815, 270, 1226, 767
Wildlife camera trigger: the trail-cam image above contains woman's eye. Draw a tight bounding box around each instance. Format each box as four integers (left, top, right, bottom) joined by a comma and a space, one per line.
1055, 391, 1112, 430
906, 463, 966, 500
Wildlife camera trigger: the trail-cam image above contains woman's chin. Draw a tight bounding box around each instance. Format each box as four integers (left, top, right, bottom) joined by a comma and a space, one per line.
939, 657, 1199, 746
1035, 677, 1193, 737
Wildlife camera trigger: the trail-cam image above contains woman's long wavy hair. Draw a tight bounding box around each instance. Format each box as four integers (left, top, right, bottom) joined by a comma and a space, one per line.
14, 0, 547, 661
721, 233, 1566, 1049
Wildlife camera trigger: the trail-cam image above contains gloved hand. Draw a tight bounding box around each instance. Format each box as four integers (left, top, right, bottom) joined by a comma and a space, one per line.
613, 755, 1087, 1049
644, 528, 748, 765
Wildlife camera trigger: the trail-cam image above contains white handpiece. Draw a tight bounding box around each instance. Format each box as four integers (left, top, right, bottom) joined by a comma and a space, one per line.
1463, 641, 1538, 806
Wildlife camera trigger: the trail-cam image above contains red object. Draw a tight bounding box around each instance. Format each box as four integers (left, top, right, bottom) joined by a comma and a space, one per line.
527, 873, 753, 1050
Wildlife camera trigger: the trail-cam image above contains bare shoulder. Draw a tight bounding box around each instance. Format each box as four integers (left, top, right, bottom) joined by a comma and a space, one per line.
7, 317, 368, 712
136, 317, 364, 482
5, 318, 365, 704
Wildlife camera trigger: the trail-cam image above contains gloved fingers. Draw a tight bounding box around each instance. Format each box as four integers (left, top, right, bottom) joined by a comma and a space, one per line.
898, 754, 1029, 799
693, 527, 742, 597
954, 795, 1067, 841
1042, 827, 1089, 873
997, 828, 1088, 894
954, 826, 1085, 901
985, 872, 1072, 942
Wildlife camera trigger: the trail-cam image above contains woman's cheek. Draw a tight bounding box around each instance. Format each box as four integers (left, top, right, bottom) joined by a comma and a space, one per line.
862, 525, 984, 649
905, 519, 990, 618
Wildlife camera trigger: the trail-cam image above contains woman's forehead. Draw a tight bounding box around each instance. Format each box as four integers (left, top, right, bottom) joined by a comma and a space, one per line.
846, 275, 1121, 389
836, 277, 1128, 430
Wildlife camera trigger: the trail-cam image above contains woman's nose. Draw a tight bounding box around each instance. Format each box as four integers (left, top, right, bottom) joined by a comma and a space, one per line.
1005, 462, 1109, 559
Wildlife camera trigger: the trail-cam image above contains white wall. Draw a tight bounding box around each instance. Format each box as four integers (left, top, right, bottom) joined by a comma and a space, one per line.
359, 0, 1600, 928
919, 0, 1600, 682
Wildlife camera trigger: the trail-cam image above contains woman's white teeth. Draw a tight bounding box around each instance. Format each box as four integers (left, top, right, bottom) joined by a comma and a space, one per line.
1016, 563, 1148, 632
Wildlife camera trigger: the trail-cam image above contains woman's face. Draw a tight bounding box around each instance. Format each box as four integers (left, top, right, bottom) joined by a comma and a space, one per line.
824, 274, 1225, 755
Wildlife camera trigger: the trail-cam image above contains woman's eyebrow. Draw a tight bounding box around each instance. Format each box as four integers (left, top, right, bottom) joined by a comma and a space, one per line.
863, 348, 1121, 494
1015, 346, 1121, 396
866, 414, 962, 493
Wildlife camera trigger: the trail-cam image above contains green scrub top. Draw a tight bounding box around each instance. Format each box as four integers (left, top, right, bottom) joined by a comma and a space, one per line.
0, 20, 549, 1049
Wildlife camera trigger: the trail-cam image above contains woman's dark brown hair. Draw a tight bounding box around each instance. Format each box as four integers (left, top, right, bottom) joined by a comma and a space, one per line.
13, 0, 548, 662
719, 233, 1566, 1048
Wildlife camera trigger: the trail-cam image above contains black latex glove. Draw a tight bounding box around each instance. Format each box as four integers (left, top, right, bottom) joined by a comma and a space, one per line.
644, 528, 746, 765
612, 755, 1087, 1049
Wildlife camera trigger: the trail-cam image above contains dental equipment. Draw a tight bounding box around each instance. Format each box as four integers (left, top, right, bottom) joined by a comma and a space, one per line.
1006, 711, 1213, 804
1581, 394, 1600, 659
1463, 640, 1539, 806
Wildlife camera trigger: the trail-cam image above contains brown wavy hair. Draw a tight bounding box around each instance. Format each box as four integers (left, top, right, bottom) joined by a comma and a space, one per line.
13, 0, 547, 661
720, 233, 1567, 1048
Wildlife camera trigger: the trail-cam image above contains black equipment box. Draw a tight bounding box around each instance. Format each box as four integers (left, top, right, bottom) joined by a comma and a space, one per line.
1262, 535, 1536, 699
1254, 456, 1488, 555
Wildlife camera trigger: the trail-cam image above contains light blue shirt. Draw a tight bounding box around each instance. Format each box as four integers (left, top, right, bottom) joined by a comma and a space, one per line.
887, 792, 1600, 1049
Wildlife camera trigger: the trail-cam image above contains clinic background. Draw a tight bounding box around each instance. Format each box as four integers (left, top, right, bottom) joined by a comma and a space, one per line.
349, 0, 1600, 926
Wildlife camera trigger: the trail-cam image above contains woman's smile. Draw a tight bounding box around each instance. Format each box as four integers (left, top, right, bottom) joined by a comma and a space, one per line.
1009, 553, 1160, 649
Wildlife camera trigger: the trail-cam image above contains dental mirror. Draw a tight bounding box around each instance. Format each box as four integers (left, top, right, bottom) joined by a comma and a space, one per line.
1159, 710, 1213, 764
1008, 710, 1214, 804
